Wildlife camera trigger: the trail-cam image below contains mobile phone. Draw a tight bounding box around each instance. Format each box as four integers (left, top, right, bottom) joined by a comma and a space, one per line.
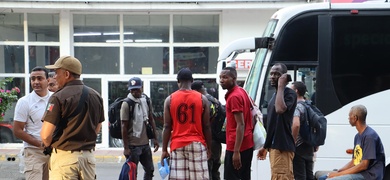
286, 74, 292, 82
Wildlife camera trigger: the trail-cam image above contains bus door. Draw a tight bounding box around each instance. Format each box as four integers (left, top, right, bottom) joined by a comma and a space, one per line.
260, 63, 318, 124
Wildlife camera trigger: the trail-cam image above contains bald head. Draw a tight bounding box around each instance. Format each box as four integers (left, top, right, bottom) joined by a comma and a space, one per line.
350, 105, 367, 123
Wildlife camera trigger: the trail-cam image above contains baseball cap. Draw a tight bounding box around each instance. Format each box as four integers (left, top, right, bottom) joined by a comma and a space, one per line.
191, 80, 204, 91
128, 77, 142, 90
45, 56, 82, 75
177, 68, 193, 81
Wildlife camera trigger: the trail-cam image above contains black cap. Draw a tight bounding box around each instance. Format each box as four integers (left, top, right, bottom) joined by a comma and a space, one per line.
191, 81, 204, 91
128, 77, 142, 90
177, 68, 193, 81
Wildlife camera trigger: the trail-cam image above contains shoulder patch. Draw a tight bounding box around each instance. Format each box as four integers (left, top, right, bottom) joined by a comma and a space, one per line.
46, 103, 54, 112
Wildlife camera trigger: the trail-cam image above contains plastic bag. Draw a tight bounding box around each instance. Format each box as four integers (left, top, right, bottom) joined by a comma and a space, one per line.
18, 148, 24, 174
253, 118, 266, 150
244, 88, 266, 150
157, 158, 170, 179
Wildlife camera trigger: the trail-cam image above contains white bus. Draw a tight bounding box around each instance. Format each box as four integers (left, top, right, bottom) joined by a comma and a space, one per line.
216, 39, 256, 104
221, 2, 390, 179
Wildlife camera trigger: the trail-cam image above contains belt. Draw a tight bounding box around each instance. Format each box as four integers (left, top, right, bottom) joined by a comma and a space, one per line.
53, 148, 95, 154
71, 149, 94, 153
129, 144, 149, 148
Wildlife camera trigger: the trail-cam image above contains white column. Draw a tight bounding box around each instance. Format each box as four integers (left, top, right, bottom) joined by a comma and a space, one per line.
59, 10, 72, 56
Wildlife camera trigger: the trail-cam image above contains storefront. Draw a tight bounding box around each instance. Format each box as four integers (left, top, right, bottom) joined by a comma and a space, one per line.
0, 0, 305, 148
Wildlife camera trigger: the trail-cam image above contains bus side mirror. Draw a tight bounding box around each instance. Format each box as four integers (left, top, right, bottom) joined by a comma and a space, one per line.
255, 37, 274, 50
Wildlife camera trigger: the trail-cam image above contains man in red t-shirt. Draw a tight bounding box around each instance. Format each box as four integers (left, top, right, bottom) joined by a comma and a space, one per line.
219, 67, 254, 180
161, 68, 212, 179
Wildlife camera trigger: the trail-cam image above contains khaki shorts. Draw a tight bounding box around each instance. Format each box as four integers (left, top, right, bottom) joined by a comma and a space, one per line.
50, 148, 96, 180
269, 148, 294, 180
24, 147, 50, 180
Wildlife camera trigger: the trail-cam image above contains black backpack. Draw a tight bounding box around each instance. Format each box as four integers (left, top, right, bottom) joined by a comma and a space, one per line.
205, 94, 226, 144
108, 95, 151, 139
298, 101, 327, 147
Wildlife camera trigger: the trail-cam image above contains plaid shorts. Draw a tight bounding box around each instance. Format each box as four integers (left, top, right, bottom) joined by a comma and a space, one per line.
169, 142, 209, 180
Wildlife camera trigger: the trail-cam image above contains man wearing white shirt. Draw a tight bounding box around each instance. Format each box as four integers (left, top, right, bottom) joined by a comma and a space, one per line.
13, 66, 52, 180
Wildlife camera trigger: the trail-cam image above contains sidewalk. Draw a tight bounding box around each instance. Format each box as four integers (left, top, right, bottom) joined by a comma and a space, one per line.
0, 148, 162, 163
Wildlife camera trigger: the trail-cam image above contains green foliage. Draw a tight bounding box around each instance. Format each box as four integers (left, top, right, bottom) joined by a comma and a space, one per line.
0, 78, 20, 121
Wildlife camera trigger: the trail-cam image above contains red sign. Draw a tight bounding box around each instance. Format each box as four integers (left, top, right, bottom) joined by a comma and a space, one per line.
235, 59, 252, 70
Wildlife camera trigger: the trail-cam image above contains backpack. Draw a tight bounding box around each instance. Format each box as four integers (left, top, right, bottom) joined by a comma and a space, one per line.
298, 101, 327, 147
108, 95, 151, 139
118, 159, 137, 180
205, 94, 226, 144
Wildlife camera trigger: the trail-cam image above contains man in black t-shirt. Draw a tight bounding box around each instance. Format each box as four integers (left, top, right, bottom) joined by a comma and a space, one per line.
257, 63, 297, 180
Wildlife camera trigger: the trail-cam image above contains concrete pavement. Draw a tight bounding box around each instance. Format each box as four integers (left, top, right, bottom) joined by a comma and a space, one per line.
0, 155, 167, 180
0, 147, 228, 180
0, 148, 163, 180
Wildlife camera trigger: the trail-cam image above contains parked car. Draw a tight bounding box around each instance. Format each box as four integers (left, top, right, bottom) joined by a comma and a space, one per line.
0, 121, 21, 143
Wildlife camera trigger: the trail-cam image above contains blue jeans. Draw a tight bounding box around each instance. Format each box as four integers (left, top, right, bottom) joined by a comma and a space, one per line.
128, 144, 154, 180
318, 173, 364, 180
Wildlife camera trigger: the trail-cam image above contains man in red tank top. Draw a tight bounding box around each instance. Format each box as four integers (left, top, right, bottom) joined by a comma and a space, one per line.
161, 68, 212, 180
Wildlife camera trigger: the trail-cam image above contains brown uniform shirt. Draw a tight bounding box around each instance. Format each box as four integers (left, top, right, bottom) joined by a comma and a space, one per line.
42, 80, 104, 151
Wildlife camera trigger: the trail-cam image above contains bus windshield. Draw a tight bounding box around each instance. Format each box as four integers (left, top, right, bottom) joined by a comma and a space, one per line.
262, 19, 278, 37
245, 48, 266, 98
245, 19, 278, 99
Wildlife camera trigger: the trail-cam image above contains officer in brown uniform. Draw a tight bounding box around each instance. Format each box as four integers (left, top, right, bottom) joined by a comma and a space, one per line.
40, 56, 104, 180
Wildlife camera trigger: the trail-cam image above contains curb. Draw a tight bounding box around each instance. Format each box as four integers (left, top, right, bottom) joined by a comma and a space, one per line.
0, 149, 161, 163
94, 155, 161, 163
0, 155, 161, 163
0, 154, 18, 162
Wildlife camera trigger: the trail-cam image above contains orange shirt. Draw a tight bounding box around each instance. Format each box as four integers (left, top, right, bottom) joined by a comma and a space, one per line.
169, 90, 206, 151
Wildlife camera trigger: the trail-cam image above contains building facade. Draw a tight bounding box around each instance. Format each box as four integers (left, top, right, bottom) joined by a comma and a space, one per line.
0, 0, 307, 148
